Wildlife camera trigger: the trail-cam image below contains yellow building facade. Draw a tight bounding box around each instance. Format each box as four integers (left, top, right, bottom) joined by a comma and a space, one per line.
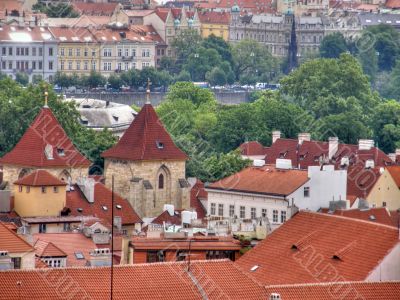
367, 168, 400, 211
14, 171, 67, 217
199, 11, 230, 41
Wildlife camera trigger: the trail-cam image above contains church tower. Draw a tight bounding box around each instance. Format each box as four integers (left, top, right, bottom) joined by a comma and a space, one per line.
101, 88, 189, 218
0, 94, 91, 190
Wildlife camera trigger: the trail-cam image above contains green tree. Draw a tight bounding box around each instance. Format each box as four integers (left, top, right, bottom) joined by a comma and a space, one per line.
54, 72, 74, 88
85, 71, 106, 89
319, 33, 348, 58
171, 29, 202, 63
357, 44, 378, 83
15, 72, 29, 86
232, 39, 276, 83
32, 75, 43, 85
107, 74, 122, 90
165, 82, 216, 107
120, 69, 140, 88
206, 67, 227, 86
174, 70, 191, 82
201, 34, 234, 65
183, 47, 222, 81
33, 1, 79, 17
372, 100, 400, 152
380, 60, 400, 100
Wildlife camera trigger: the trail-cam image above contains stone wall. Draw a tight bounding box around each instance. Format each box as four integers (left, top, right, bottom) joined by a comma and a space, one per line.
104, 158, 189, 217
66, 91, 250, 107
2, 164, 88, 192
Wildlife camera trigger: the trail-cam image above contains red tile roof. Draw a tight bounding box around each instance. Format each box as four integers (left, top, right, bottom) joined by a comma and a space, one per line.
0, 260, 266, 299
259, 137, 393, 170
49, 26, 97, 43
198, 11, 231, 24
0, 222, 34, 254
150, 209, 183, 226
346, 165, 381, 204
33, 233, 100, 267
102, 104, 187, 161
237, 211, 399, 285
320, 207, 398, 227
72, 2, 118, 16
66, 183, 143, 226
0, 107, 91, 168
239, 141, 269, 156
387, 165, 400, 188
265, 281, 400, 300
190, 179, 207, 219
131, 237, 241, 251
208, 165, 309, 197
34, 240, 67, 257
386, 0, 400, 8
14, 170, 67, 187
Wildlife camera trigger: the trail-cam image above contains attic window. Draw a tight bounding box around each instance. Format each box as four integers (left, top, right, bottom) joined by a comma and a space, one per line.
80, 116, 89, 125
116, 204, 122, 209
74, 252, 85, 259
112, 115, 119, 122
291, 244, 298, 250
250, 265, 259, 272
57, 148, 65, 157
45, 144, 54, 160
102, 206, 108, 211
156, 141, 164, 149
77, 208, 83, 213
332, 255, 342, 261
369, 215, 376, 221
314, 156, 320, 162
82, 104, 91, 109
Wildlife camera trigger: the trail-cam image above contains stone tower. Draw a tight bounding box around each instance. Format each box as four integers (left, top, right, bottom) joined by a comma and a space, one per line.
0, 104, 91, 191
101, 96, 190, 218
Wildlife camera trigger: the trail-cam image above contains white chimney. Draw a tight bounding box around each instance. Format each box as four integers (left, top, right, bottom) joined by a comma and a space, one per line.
298, 133, 311, 144
358, 139, 374, 151
388, 153, 396, 162
77, 177, 96, 203
163, 204, 175, 216
272, 130, 281, 144
328, 137, 339, 160
365, 159, 375, 169
396, 149, 400, 156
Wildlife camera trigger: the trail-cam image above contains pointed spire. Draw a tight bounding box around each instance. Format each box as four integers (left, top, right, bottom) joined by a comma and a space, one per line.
44, 83, 49, 108
146, 78, 151, 104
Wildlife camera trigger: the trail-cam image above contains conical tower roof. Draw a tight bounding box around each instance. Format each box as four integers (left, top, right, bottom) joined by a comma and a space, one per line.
102, 104, 188, 161
0, 107, 91, 168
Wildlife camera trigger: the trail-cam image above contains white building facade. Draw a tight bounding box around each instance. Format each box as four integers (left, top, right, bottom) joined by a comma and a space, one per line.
0, 25, 58, 82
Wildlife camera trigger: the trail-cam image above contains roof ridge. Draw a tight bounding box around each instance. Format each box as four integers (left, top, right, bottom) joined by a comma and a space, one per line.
299, 211, 399, 231
265, 280, 400, 288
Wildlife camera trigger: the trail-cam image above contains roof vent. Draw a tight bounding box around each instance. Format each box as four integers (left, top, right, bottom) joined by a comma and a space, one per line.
116, 204, 122, 209
250, 265, 259, 272
369, 215, 376, 221
102, 206, 108, 211
77, 208, 83, 212
270, 293, 281, 300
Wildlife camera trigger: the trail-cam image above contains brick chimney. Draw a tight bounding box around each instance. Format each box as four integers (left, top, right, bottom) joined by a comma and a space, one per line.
298, 133, 311, 145
328, 137, 339, 160
272, 130, 281, 144
358, 139, 374, 151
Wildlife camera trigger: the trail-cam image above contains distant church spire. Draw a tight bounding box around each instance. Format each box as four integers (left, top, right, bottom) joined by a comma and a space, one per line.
146, 78, 151, 104
286, 14, 298, 74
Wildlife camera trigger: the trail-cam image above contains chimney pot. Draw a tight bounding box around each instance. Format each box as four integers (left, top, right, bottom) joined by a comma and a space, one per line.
272, 130, 281, 143
358, 139, 374, 151
328, 137, 339, 160
298, 132, 311, 144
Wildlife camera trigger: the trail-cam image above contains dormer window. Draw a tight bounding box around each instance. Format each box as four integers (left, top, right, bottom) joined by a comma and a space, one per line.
45, 144, 54, 160
57, 148, 65, 157
156, 141, 164, 149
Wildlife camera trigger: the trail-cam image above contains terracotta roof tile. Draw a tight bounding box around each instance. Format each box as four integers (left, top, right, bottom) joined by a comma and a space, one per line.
151, 209, 182, 226
72, 2, 118, 16
239, 141, 269, 156
34, 240, 67, 257
66, 183, 143, 226
0, 260, 266, 299
14, 170, 67, 187
198, 11, 231, 24
387, 165, 400, 188
0, 107, 91, 168
33, 233, 100, 267
346, 165, 381, 203
0, 222, 34, 254
102, 104, 187, 161
190, 179, 207, 219
386, 0, 400, 8
208, 165, 309, 196
265, 281, 400, 300
237, 211, 399, 285
320, 207, 398, 227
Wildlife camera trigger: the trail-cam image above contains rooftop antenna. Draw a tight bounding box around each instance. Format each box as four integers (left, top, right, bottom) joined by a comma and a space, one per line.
146, 78, 151, 104
44, 84, 49, 108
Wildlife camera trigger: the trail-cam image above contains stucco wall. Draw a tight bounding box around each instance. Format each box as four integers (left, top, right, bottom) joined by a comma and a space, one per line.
366, 242, 400, 281
368, 169, 400, 210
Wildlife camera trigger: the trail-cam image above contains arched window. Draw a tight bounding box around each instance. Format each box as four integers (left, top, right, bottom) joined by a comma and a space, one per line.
158, 174, 164, 189
18, 169, 30, 179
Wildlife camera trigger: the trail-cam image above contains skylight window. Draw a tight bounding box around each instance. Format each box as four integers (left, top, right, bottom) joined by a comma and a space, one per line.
102, 206, 108, 211
74, 252, 85, 259
116, 204, 122, 209
77, 208, 83, 212
250, 265, 259, 272
57, 148, 65, 157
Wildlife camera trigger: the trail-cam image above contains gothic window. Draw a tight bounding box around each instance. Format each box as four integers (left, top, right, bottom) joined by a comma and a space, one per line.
158, 174, 164, 189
